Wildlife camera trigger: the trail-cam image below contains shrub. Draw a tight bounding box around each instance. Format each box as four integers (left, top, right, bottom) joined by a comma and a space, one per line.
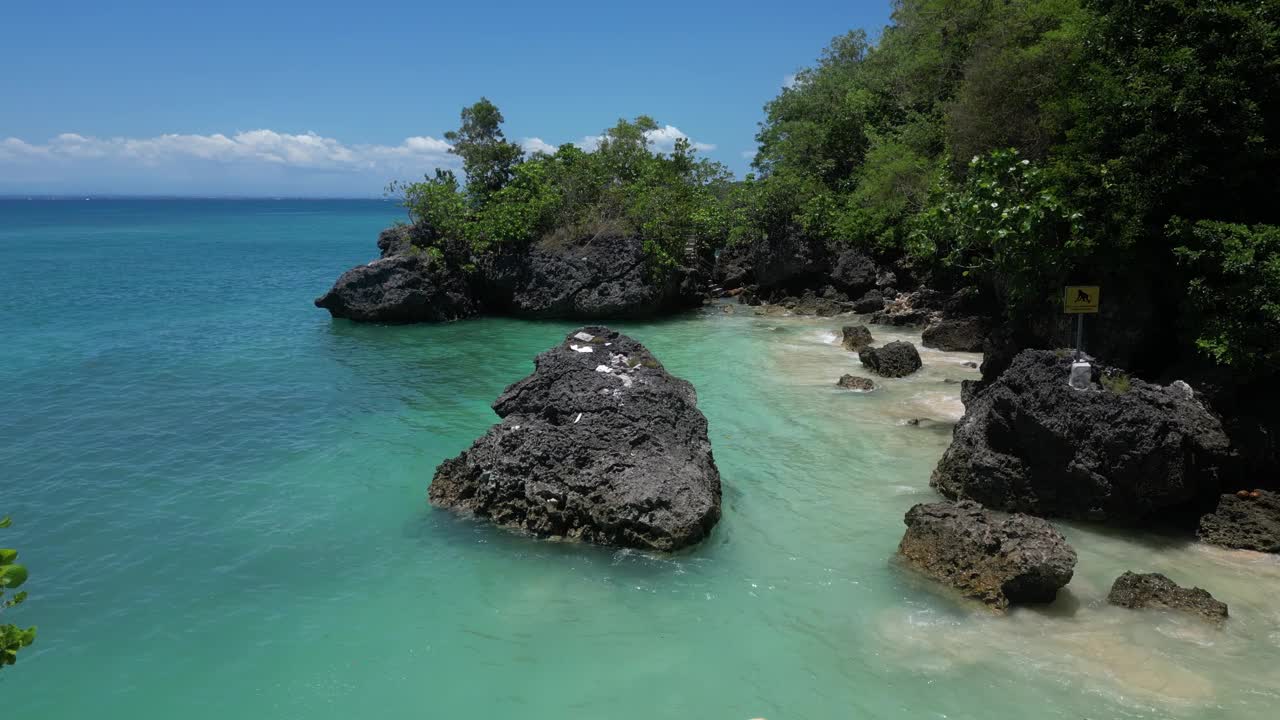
1173, 220, 1280, 372
1, 516, 36, 669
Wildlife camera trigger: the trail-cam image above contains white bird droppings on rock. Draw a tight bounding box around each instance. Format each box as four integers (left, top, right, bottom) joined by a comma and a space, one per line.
595, 364, 613, 373
570, 344, 594, 353
574, 412, 583, 424
573, 331, 595, 342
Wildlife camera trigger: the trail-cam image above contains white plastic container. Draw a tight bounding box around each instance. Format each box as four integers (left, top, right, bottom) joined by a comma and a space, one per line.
1069, 361, 1092, 391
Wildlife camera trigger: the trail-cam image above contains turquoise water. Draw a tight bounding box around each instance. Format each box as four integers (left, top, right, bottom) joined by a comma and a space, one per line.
2, 199, 1279, 719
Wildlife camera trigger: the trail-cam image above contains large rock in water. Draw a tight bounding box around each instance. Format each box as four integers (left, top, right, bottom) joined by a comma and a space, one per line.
314, 253, 480, 323
1198, 490, 1280, 552
932, 350, 1233, 523
483, 231, 701, 319
428, 327, 721, 551
898, 500, 1077, 610
1106, 571, 1228, 623
859, 341, 923, 378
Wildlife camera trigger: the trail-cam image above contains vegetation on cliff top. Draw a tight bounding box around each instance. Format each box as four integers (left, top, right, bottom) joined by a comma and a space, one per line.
746, 0, 1280, 372
392, 0, 1279, 373
391, 98, 736, 269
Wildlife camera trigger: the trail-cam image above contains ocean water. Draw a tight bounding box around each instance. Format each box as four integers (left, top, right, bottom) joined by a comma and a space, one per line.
1, 198, 1279, 719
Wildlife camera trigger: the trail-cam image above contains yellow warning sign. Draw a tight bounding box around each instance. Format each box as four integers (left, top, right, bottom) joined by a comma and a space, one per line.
1064, 286, 1100, 314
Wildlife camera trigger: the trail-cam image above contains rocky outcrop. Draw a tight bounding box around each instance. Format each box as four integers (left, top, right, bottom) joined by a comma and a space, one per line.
829, 249, 879, 297
837, 374, 876, 391
483, 231, 701, 319
318, 225, 703, 323
851, 290, 887, 314
376, 225, 415, 258
775, 293, 851, 317
1106, 572, 1228, 622
870, 290, 946, 327
859, 341, 923, 378
898, 500, 1077, 611
750, 228, 830, 295
711, 242, 753, 291
932, 350, 1234, 523
313, 253, 480, 323
922, 317, 988, 353
428, 327, 721, 551
1198, 490, 1280, 552
841, 325, 873, 352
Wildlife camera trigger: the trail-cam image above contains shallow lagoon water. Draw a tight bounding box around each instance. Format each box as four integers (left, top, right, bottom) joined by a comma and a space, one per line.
2, 199, 1278, 719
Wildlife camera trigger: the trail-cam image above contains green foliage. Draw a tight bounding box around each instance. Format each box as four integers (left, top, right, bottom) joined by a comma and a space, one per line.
1, 516, 36, 669
909, 150, 1087, 314
745, 0, 1279, 372
393, 169, 466, 244
1100, 370, 1131, 395
1061, 0, 1280, 247
391, 102, 733, 269
443, 98, 525, 206
1173, 220, 1280, 371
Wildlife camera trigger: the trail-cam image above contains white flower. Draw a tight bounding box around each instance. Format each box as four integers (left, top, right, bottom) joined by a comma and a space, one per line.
990, 202, 999, 208
1020, 159, 1030, 165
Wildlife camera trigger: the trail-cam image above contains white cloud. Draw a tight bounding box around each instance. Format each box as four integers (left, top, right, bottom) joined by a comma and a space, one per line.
520, 137, 558, 155
572, 125, 714, 154
645, 125, 716, 153
0, 130, 456, 171
0, 125, 719, 195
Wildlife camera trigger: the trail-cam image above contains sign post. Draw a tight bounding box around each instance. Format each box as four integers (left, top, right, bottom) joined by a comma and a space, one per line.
1063, 285, 1100, 353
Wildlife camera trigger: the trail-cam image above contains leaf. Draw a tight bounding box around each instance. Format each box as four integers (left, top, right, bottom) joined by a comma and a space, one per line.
0, 564, 27, 589
0, 549, 15, 564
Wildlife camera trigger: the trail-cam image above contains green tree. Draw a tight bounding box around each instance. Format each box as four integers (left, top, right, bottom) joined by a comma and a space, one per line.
1173, 220, 1280, 371
444, 98, 525, 207
909, 149, 1087, 314
1, 516, 36, 669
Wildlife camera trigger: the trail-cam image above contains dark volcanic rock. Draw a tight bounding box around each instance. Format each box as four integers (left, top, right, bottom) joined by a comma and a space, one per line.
841, 325, 874, 352
829, 250, 879, 296
712, 242, 753, 291
751, 228, 829, 294
871, 290, 946, 327
932, 350, 1234, 523
785, 293, 850, 317
860, 341, 923, 378
837, 374, 876, 391
869, 307, 935, 327
428, 327, 721, 551
483, 231, 700, 319
376, 226, 414, 258
922, 317, 988, 353
314, 253, 480, 323
851, 290, 886, 314
898, 500, 1077, 610
1198, 490, 1280, 552
1107, 572, 1228, 622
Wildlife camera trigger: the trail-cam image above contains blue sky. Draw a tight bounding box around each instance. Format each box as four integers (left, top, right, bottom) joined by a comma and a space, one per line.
0, 1, 891, 196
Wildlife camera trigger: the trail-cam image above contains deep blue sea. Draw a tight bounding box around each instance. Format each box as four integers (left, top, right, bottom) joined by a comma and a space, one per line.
2, 199, 1278, 719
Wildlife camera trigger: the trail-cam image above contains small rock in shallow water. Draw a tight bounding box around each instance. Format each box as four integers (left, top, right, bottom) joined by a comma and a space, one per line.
859, 341, 923, 378
840, 325, 873, 352
898, 500, 1077, 611
1107, 572, 1228, 623
836, 374, 875, 391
